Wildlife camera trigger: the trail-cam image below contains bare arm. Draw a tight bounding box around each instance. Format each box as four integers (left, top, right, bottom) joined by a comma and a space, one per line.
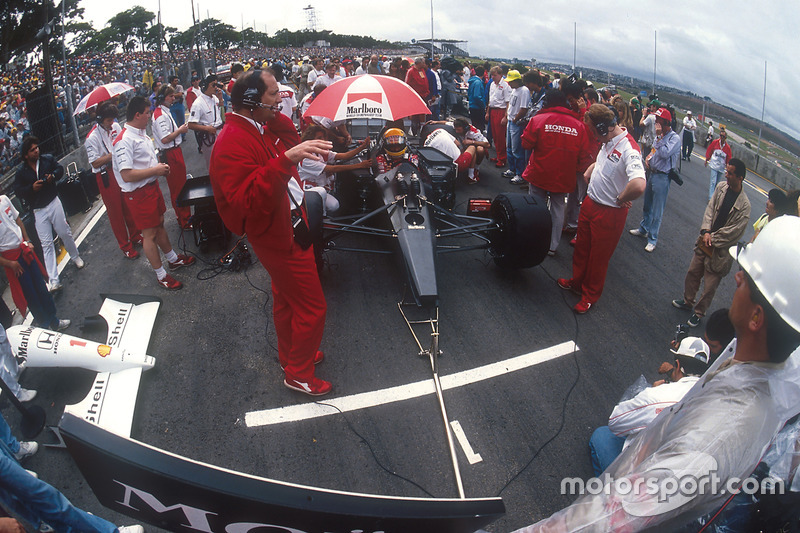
120, 164, 170, 183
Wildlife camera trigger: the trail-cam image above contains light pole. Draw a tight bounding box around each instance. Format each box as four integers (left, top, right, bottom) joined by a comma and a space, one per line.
61, 0, 79, 147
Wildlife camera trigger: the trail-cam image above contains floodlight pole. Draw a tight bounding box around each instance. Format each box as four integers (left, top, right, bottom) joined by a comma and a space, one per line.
755, 60, 767, 170
573, 22, 576, 74
653, 30, 657, 96
430, 0, 434, 59
61, 0, 79, 147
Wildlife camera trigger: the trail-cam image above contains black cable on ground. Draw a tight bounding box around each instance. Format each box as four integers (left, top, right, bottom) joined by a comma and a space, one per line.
494, 263, 582, 497
315, 401, 436, 498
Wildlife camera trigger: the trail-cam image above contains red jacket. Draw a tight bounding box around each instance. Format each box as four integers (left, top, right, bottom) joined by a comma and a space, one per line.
210, 112, 300, 251
521, 106, 593, 193
405, 67, 430, 100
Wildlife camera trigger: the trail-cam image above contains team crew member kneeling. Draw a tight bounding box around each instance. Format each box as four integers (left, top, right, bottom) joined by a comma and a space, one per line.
558, 104, 646, 314
210, 70, 334, 396
112, 96, 195, 290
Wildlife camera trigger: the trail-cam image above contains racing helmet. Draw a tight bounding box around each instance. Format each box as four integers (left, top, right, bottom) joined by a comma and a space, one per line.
383, 128, 407, 158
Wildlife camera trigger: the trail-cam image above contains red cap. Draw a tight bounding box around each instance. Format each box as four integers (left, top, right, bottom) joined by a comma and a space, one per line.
654, 107, 672, 122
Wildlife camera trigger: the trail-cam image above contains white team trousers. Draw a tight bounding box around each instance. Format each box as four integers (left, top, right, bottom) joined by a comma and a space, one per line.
33, 197, 80, 285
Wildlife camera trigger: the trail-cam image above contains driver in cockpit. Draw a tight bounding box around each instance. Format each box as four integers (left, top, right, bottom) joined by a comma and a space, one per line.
375, 128, 419, 173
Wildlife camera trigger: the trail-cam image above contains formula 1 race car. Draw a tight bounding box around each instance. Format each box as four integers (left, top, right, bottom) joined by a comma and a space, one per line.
316, 123, 553, 309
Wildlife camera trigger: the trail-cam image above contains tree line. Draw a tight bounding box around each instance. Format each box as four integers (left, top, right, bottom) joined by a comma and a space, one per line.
1, 0, 400, 65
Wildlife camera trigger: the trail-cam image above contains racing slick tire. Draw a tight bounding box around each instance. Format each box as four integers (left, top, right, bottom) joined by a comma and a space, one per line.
489, 193, 551, 269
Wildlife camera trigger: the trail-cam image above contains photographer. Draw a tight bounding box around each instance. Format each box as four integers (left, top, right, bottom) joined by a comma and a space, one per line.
85, 102, 142, 259
210, 69, 334, 397
14, 136, 84, 293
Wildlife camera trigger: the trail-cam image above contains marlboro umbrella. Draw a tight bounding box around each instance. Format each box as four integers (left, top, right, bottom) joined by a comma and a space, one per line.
304, 74, 430, 122
73, 82, 134, 115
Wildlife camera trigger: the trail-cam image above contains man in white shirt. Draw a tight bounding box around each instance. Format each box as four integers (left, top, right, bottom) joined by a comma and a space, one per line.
557, 104, 646, 314
152, 85, 192, 228
484, 66, 511, 167
503, 70, 531, 181
423, 127, 481, 183
187, 75, 223, 174
113, 96, 195, 290
306, 58, 325, 93
269, 65, 298, 121
85, 102, 141, 259
589, 336, 713, 476
681, 110, 697, 161
313, 62, 342, 90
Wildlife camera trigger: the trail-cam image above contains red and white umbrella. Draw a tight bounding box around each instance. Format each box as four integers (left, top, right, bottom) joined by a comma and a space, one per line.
304, 74, 430, 122
73, 82, 135, 115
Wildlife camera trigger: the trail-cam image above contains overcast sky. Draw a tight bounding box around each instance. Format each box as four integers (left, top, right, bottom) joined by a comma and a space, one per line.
77, 0, 800, 141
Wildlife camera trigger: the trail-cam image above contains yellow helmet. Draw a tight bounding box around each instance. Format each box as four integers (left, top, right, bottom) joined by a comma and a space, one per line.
383, 128, 407, 158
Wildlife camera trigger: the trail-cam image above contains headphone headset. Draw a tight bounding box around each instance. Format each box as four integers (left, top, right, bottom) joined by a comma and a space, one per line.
95, 102, 117, 124
200, 75, 217, 92
593, 104, 619, 137
241, 69, 263, 109
156, 85, 171, 106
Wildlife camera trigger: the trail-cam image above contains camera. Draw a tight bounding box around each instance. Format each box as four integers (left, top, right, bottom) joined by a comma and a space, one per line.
673, 324, 689, 345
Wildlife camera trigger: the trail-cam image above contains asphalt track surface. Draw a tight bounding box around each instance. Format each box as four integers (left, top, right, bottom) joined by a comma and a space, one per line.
2, 129, 771, 532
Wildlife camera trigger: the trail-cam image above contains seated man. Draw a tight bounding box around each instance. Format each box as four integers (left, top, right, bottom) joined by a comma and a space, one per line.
589, 308, 734, 475
427, 118, 490, 182
375, 128, 419, 173
422, 125, 482, 184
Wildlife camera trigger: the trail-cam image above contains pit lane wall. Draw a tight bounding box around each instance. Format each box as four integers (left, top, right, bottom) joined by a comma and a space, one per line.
59, 413, 505, 533
695, 124, 799, 192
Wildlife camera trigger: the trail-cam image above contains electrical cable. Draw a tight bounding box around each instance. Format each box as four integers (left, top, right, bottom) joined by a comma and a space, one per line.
315, 401, 436, 498
494, 263, 582, 497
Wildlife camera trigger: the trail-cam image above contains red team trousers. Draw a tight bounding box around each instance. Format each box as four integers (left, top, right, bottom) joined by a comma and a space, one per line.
252, 240, 326, 383
570, 196, 628, 304
163, 147, 192, 227
96, 168, 140, 252
489, 108, 507, 164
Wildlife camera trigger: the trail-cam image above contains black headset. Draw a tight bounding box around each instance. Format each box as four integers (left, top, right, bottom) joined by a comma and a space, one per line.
593, 104, 619, 137
241, 69, 263, 109
155, 85, 171, 106
95, 102, 118, 123
199, 75, 217, 92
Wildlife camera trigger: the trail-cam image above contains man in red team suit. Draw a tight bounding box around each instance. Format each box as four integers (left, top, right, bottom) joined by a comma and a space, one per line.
210, 69, 334, 396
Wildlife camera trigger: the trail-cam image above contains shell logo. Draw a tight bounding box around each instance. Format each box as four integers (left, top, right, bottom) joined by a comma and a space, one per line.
97, 345, 112, 358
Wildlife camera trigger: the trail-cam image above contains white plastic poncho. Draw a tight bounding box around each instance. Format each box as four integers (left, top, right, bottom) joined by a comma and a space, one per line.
515, 340, 800, 533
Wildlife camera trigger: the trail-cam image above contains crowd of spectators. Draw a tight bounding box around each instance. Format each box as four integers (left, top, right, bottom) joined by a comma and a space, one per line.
0, 45, 400, 176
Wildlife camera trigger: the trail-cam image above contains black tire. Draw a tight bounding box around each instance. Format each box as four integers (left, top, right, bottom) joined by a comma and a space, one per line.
489, 193, 552, 268
304, 190, 325, 274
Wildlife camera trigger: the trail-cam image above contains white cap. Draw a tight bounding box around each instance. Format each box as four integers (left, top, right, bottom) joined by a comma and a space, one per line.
670, 336, 710, 365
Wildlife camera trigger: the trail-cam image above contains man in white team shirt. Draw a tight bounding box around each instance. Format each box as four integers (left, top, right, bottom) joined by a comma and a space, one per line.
113, 96, 195, 290
426, 118, 489, 183
557, 104, 646, 314
423, 126, 481, 183
152, 85, 192, 229
84, 102, 141, 259
187, 75, 223, 174
270, 64, 298, 121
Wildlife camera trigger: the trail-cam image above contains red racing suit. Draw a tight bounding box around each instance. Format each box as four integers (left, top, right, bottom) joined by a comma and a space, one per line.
210, 112, 326, 383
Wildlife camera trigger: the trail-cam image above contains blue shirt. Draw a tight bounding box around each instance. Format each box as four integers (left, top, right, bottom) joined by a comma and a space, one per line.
649, 130, 680, 173
467, 75, 486, 110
